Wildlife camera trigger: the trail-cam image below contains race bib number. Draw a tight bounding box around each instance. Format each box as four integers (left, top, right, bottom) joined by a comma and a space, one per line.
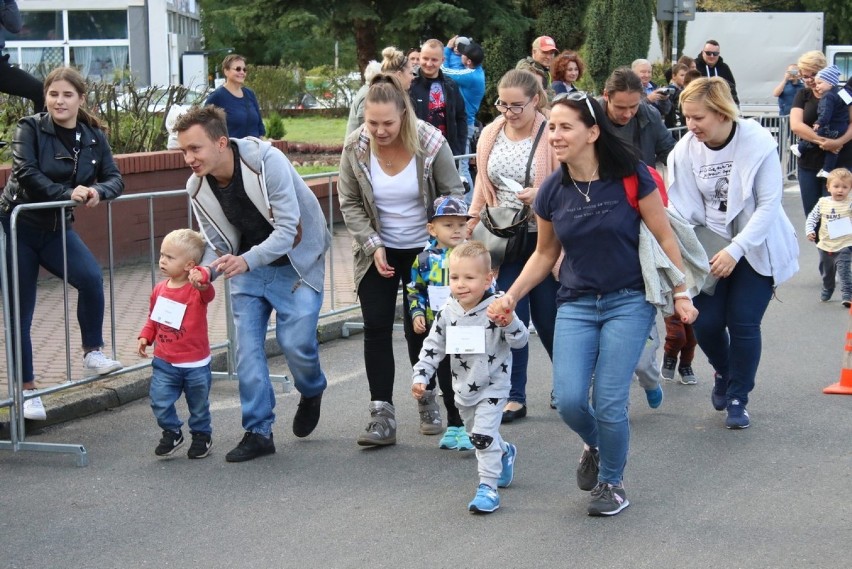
446, 326, 485, 354
150, 296, 187, 329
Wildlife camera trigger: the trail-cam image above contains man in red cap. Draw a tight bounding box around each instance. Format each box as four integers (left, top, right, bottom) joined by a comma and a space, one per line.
516, 36, 558, 89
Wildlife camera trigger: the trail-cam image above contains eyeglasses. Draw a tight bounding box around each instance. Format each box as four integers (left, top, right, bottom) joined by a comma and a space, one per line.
703, 51, 720, 57
494, 98, 532, 115
231, 66, 246, 72
800, 72, 815, 80
553, 91, 597, 124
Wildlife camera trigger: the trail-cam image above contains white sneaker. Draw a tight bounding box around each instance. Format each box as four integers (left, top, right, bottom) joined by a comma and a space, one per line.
817, 169, 831, 178
83, 350, 123, 375
23, 389, 47, 421
790, 145, 802, 158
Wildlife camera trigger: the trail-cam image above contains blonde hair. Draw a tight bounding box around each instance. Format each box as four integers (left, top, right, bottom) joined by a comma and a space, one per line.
380, 47, 407, 74
163, 229, 206, 264
679, 77, 739, 122
497, 69, 549, 112
797, 50, 827, 76
421, 38, 444, 51
827, 167, 852, 187
364, 73, 421, 155
450, 240, 492, 272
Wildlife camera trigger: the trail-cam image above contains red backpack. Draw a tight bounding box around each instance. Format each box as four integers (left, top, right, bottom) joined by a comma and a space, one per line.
623, 165, 668, 210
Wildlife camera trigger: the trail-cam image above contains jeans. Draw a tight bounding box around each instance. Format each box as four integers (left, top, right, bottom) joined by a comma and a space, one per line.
797, 166, 827, 217
552, 289, 655, 486
691, 260, 773, 407
149, 357, 212, 434
357, 247, 423, 405
496, 237, 558, 404
1, 215, 106, 383
230, 264, 327, 436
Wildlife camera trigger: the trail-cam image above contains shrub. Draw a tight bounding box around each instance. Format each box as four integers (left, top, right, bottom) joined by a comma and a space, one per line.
251, 65, 304, 114
266, 113, 286, 140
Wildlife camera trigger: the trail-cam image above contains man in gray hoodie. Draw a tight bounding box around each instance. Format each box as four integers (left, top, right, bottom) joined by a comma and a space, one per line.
174, 105, 331, 463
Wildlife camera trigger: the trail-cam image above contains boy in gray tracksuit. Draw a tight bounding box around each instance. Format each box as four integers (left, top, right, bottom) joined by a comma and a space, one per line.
412, 241, 529, 514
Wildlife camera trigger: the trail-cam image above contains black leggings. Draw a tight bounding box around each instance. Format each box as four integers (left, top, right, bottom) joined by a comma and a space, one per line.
0, 60, 45, 113
357, 246, 462, 425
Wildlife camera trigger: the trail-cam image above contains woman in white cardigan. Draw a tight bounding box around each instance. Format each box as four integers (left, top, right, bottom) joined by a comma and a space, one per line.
668, 77, 799, 430
468, 69, 561, 422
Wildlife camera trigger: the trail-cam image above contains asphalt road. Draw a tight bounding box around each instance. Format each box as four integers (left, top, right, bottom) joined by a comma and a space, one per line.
3, 191, 851, 569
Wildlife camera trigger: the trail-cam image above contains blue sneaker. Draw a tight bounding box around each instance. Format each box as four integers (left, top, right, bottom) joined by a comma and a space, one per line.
439, 426, 459, 450
497, 443, 517, 488
645, 386, 663, 409
468, 483, 500, 514
725, 399, 750, 429
456, 428, 474, 451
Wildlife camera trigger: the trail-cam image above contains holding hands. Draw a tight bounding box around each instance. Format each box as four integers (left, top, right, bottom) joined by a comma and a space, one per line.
486, 292, 517, 327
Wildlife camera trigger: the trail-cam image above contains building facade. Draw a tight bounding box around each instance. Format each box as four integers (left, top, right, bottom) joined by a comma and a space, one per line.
4, 0, 202, 86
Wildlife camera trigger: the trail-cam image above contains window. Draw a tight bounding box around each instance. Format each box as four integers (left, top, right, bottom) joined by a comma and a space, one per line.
68, 10, 128, 40
16, 11, 62, 41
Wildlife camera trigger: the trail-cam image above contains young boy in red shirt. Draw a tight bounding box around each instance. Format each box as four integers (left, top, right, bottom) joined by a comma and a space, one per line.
138, 229, 216, 459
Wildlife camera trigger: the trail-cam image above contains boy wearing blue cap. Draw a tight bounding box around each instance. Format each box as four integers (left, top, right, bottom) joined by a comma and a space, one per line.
407, 195, 480, 450
793, 65, 852, 177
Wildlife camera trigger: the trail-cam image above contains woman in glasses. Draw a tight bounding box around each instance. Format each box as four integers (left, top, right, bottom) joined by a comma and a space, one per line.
790, 50, 852, 216
671, 77, 797, 431
205, 54, 265, 139
1, 67, 125, 421
551, 50, 585, 95
468, 69, 560, 423
338, 73, 464, 446
487, 91, 697, 516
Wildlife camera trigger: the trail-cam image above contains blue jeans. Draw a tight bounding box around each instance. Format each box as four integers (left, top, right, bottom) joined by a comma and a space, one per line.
496, 237, 558, 404
1, 215, 106, 383
552, 290, 655, 486
150, 357, 212, 434
230, 264, 327, 436
691, 260, 773, 407
797, 166, 827, 217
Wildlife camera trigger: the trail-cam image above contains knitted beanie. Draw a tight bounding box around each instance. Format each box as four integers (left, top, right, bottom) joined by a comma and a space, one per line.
817, 65, 841, 86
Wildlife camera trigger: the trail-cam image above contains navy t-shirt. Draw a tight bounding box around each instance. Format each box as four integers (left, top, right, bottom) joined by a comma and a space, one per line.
534, 163, 656, 304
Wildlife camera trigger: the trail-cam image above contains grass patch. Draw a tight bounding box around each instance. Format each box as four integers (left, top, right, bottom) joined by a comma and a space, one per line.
282, 116, 347, 145
294, 164, 339, 177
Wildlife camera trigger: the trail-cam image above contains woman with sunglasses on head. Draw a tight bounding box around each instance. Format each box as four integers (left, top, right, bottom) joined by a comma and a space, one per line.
338, 73, 464, 446
1, 67, 125, 420
468, 69, 560, 423
669, 77, 797, 431
790, 50, 852, 216
205, 54, 265, 139
487, 90, 697, 516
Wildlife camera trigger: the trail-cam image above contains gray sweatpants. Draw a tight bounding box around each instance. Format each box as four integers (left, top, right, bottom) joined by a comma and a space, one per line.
459, 397, 507, 489
634, 323, 661, 391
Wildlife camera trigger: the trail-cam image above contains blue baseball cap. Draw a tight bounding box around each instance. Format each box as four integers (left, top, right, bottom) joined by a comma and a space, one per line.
428, 196, 473, 221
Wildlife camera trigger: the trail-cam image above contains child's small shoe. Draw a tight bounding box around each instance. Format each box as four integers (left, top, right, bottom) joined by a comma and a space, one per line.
468, 483, 500, 514
645, 386, 664, 409
843, 299, 851, 309
455, 428, 474, 451
439, 426, 459, 449
817, 169, 831, 178
790, 144, 802, 158
678, 365, 698, 385
821, 288, 834, 302
497, 443, 517, 488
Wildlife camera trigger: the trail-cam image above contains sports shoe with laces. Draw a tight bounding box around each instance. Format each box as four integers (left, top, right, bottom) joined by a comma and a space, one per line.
83, 350, 122, 375
725, 399, 750, 429
155, 430, 184, 457
225, 432, 275, 462
187, 432, 212, 459
498, 443, 517, 488
292, 393, 322, 438
439, 426, 460, 449
588, 482, 629, 516
660, 355, 677, 381
576, 447, 600, 491
712, 372, 728, 411
22, 389, 46, 421
645, 385, 664, 409
417, 389, 443, 435
468, 484, 500, 514
455, 429, 474, 451
678, 365, 698, 385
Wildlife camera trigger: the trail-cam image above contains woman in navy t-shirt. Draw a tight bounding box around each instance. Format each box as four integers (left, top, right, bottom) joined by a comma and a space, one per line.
205, 54, 266, 139
487, 93, 697, 517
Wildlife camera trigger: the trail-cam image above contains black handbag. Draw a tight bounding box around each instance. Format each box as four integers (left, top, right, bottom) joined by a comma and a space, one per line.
473, 121, 546, 268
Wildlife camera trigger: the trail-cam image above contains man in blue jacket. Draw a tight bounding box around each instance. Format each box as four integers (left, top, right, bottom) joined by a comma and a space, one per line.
442, 41, 485, 196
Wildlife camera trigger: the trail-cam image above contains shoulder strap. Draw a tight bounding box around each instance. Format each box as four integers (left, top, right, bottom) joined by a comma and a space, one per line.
524, 120, 547, 187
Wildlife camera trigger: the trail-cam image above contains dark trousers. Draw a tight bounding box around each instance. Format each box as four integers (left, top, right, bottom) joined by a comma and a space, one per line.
818, 247, 852, 300
0, 60, 45, 113
663, 314, 697, 366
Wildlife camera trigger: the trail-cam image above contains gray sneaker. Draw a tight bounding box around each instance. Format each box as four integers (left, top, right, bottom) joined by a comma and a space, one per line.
678, 365, 698, 385
660, 355, 677, 381
576, 447, 600, 491
357, 401, 397, 446
417, 389, 443, 435
588, 482, 629, 516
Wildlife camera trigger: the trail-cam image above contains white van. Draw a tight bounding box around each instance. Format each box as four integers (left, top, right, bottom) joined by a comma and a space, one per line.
826, 46, 852, 81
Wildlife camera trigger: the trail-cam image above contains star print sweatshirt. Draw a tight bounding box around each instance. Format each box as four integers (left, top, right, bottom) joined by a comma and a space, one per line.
412, 292, 529, 406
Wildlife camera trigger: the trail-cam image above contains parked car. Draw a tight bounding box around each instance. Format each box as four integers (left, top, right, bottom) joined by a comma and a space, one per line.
115, 86, 210, 114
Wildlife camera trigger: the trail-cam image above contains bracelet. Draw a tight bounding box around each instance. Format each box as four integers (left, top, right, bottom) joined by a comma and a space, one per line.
673, 292, 691, 300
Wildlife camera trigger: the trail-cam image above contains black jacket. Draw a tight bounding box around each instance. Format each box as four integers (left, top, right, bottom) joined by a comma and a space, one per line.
3, 112, 124, 229
598, 97, 676, 166
409, 71, 468, 156
695, 54, 739, 105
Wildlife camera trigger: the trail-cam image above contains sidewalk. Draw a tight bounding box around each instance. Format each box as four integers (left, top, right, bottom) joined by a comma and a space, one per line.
0, 224, 358, 395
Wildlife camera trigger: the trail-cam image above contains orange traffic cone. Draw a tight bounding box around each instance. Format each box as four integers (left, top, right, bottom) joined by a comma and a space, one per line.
824, 308, 852, 394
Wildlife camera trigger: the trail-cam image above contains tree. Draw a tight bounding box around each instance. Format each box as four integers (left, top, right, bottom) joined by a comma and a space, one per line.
529, 0, 590, 52
801, 0, 852, 45
583, 0, 656, 88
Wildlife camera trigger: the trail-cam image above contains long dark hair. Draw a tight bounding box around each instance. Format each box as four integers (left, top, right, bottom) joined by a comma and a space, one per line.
43, 67, 104, 131
552, 94, 639, 179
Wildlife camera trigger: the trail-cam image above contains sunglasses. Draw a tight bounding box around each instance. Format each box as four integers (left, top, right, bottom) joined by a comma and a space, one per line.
231, 66, 246, 72
703, 51, 720, 57
553, 91, 597, 124
494, 98, 532, 115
